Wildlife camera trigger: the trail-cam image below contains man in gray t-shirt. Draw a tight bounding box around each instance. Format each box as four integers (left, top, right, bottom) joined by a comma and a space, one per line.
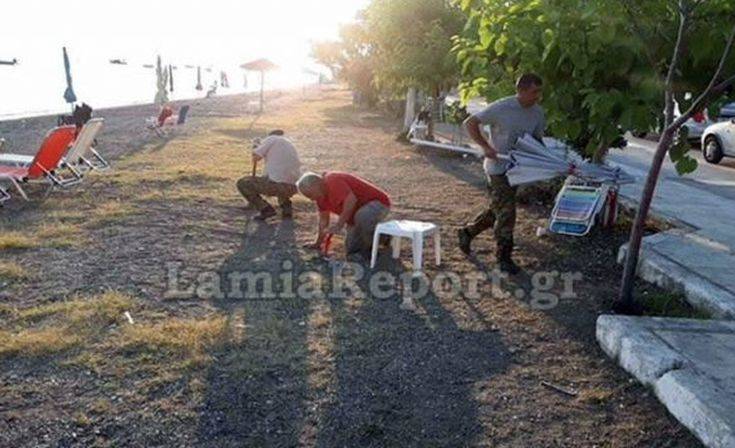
458, 74, 545, 274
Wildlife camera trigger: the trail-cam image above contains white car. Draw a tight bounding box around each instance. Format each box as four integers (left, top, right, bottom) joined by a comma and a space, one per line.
701, 118, 735, 164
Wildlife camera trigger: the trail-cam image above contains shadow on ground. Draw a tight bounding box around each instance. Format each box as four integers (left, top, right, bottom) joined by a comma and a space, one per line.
196, 213, 511, 446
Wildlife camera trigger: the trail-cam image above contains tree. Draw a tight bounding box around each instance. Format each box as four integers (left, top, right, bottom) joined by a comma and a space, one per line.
365, 0, 464, 99
312, 19, 380, 106
311, 0, 464, 116
618, 1, 735, 311
454, 0, 734, 163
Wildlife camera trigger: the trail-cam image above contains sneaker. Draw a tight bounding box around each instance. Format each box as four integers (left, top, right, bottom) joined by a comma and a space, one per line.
498, 257, 520, 275
457, 228, 473, 255
254, 206, 277, 221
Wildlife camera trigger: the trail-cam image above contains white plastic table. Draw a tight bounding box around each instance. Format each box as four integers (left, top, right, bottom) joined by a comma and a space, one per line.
370, 220, 441, 275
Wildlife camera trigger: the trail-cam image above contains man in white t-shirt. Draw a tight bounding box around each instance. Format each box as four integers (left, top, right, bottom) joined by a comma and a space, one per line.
236, 130, 301, 220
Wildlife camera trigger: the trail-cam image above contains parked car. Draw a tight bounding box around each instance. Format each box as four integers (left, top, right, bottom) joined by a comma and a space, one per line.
701, 118, 735, 164
719, 101, 735, 120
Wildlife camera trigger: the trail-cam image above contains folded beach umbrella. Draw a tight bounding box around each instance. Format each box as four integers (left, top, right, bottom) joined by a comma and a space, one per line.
169, 64, 174, 92
154, 56, 169, 105
62, 47, 77, 109
507, 134, 634, 186
196, 66, 203, 91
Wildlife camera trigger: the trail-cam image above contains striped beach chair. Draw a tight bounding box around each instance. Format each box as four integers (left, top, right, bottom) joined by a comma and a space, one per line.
549, 183, 608, 236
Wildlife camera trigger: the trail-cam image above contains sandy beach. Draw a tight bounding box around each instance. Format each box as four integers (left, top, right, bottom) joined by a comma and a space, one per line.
0, 88, 701, 447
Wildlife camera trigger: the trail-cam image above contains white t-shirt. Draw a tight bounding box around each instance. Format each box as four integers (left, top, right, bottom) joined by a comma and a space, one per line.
253, 136, 301, 184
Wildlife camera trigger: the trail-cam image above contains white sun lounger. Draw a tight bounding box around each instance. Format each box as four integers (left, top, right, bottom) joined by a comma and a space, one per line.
0, 118, 106, 175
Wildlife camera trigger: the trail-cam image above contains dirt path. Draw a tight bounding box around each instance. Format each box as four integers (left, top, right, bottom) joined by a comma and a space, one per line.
0, 88, 700, 447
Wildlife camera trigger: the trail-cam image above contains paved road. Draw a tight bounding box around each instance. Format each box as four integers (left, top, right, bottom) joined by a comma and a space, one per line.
611, 135, 735, 202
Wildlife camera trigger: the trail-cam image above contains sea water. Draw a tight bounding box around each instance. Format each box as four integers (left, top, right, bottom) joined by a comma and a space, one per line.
0, 46, 314, 120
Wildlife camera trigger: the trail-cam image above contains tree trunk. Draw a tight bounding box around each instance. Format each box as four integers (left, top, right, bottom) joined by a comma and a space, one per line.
403, 87, 417, 133
592, 142, 609, 163
617, 128, 676, 309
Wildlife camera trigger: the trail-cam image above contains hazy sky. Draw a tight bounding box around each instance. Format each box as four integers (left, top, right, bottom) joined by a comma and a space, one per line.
1, 0, 369, 69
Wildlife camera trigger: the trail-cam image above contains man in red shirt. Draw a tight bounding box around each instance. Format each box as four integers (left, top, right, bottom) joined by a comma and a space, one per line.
297, 171, 391, 256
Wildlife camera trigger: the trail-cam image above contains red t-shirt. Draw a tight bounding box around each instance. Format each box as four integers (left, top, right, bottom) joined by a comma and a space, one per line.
317, 172, 391, 225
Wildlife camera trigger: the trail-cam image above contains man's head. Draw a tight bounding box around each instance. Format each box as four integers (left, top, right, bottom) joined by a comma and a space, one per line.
516, 73, 543, 108
296, 172, 325, 201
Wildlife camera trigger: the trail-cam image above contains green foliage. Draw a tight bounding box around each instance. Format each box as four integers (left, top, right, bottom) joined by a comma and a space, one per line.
311, 0, 464, 103
365, 0, 465, 97
454, 0, 735, 161
446, 100, 470, 125
670, 127, 698, 175
312, 21, 380, 105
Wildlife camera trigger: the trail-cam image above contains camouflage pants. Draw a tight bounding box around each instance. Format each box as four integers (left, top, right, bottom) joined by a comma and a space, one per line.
465, 174, 517, 256
236, 176, 297, 211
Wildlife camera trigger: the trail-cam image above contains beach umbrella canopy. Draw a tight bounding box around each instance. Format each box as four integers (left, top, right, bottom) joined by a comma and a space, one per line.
506, 134, 634, 186
240, 58, 278, 113
62, 47, 77, 106
154, 55, 169, 105
169, 64, 174, 92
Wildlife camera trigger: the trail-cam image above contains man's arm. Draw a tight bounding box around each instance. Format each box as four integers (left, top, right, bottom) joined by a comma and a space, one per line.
307, 210, 331, 249
464, 115, 497, 159
328, 191, 357, 233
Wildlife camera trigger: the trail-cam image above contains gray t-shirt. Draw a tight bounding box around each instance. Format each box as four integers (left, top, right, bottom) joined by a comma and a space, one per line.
253, 135, 301, 184
473, 96, 545, 175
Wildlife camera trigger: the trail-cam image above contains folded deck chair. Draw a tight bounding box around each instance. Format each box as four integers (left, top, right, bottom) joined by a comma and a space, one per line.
549, 183, 607, 236
146, 105, 190, 136
0, 118, 107, 172
0, 126, 78, 200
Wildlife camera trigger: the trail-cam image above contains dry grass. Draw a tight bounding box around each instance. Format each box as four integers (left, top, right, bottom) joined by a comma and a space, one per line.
0, 261, 31, 281
0, 232, 36, 250
0, 292, 135, 358
0, 326, 80, 358
1, 290, 226, 373
117, 316, 227, 365
85, 200, 137, 227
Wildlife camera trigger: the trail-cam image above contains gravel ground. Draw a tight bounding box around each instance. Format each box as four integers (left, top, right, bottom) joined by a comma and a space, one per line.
0, 87, 702, 447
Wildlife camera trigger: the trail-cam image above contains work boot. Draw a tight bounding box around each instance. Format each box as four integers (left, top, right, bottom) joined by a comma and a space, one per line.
254, 205, 277, 221
457, 228, 474, 255
281, 203, 293, 219
497, 246, 520, 275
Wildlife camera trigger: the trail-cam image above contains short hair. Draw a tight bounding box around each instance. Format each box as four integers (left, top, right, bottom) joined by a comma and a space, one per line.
516, 73, 543, 90
296, 172, 323, 194
269, 129, 285, 136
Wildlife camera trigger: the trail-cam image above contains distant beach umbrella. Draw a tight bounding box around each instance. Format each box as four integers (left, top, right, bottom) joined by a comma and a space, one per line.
240, 58, 278, 113
196, 66, 203, 91
169, 64, 174, 92
62, 47, 77, 108
154, 55, 169, 105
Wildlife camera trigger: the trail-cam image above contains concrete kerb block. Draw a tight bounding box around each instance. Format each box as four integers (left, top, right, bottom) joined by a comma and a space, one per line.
655, 369, 735, 448
596, 315, 685, 385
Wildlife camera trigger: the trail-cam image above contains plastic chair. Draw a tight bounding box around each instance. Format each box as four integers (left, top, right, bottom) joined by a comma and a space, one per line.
370, 220, 441, 275
0, 126, 77, 200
